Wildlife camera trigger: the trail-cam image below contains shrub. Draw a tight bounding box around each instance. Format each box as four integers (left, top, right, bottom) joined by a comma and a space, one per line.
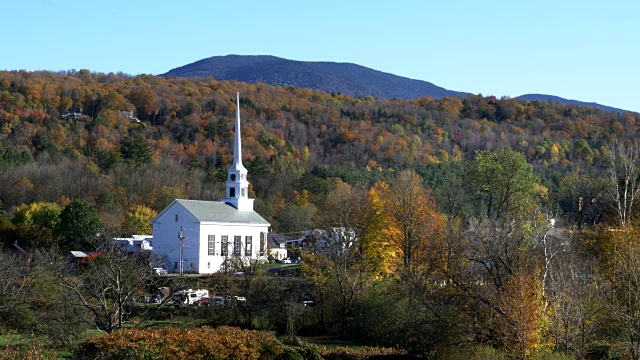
73, 326, 321, 360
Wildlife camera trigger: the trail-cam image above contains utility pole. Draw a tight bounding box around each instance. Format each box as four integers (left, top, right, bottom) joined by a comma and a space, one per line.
178, 227, 185, 276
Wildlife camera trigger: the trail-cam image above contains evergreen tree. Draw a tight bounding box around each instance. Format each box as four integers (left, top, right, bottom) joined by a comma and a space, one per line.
120, 132, 151, 166
55, 200, 103, 252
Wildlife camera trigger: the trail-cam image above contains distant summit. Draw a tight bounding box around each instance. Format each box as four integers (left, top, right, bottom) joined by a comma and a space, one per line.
162, 55, 468, 100
515, 94, 626, 113
163, 55, 631, 113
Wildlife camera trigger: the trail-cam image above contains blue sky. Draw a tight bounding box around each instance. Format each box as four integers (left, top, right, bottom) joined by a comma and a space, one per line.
2, 0, 638, 112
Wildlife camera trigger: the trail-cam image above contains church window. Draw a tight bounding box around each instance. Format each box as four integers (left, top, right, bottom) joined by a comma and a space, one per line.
175, 214, 178, 222
221, 235, 228, 256
234, 236, 242, 256
230, 187, 235, 197
245, 236, 252, 256
208, 262, 210, 269
208, 235, 215, 256
260, 232, 266, 255
174, 261, 178, 269
241, 188, 246, 197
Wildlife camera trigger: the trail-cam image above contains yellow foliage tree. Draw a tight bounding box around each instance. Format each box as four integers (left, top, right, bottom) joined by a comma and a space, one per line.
360, 182, 401, 278
122, 204, 157, 236
13, 201, 61, 229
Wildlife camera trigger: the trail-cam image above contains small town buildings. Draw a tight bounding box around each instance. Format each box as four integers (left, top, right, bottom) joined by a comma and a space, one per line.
285, 228, 355, 250
151, 93, 270, 274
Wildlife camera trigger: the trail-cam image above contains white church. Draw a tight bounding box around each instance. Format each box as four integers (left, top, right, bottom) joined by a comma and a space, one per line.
151, 93, 270, 274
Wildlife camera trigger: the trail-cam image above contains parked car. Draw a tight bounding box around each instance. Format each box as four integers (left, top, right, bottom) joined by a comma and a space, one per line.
281, 258, 292, 264
152, 267, 167, 275
210, 296, 225, 307
150, 294, 163, 304
173, 289, 209, 305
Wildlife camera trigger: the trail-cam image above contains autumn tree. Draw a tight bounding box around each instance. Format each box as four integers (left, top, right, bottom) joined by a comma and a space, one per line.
557, 172, 609, 229
605, 138, 640, 229
545, 246, 601, 358
360, 182, 400, 278
439, 152, 547, 358
302, 180, 370, 335
49, 237, 155, 334
466, 149, 540, 221
0, 251, 32, 329
599, 228, 640, 360
451, 219, 547, 359
11, 201, 61, 248
121, 204, 157, 236
13, 201, 61, 229
382, 169, 444, 273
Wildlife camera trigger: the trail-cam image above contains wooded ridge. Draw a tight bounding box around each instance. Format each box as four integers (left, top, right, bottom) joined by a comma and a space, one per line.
163, 54, 628, 113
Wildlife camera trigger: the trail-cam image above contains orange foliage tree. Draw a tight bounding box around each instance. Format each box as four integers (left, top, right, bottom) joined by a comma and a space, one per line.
379, 169, 446, 274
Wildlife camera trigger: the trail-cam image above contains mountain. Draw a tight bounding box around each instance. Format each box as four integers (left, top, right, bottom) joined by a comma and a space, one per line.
515, 94, 626, 113
162, 55, 469, 100
163, 55, 632, 113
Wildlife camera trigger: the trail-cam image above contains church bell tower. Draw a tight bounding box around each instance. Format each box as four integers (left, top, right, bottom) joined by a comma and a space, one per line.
221, 93, 254, 211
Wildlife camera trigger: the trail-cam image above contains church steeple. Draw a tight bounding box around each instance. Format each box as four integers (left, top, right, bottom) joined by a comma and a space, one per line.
230, 92, 246, 173
221, 93, 254, 211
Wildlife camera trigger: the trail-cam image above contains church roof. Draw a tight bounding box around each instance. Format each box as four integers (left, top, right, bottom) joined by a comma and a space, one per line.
167, 199, 270, 225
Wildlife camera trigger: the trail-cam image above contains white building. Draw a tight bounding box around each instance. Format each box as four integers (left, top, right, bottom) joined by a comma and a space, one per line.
112, 235, 153, 252
267, 232, 295, 261
151, 93, 270, 274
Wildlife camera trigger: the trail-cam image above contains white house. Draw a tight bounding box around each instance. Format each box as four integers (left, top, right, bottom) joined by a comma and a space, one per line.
267, 232, 295, 261
151, 93, 270, 274
112, 235, 153, 253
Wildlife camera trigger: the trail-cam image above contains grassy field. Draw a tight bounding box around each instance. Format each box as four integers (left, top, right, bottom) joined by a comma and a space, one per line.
0, 331, 65, 359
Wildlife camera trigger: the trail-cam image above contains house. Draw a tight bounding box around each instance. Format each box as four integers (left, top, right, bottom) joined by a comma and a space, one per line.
112, 235, 153, 253
122, 110, 140, 123
61, 108, 84, 120
151, 93, 270, 274
267, 232, 296, 261
287, 228, 357, 254
5, 241, 32, 266
68, 251, 89, 267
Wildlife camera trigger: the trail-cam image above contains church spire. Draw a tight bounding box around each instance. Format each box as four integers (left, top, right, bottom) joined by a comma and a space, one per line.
231, 92, 246, 172
221, 92, 253, 211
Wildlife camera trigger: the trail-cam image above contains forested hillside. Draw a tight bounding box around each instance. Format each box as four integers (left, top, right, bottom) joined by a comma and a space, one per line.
0, 69, 638, 232
5, 69, 640, 359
